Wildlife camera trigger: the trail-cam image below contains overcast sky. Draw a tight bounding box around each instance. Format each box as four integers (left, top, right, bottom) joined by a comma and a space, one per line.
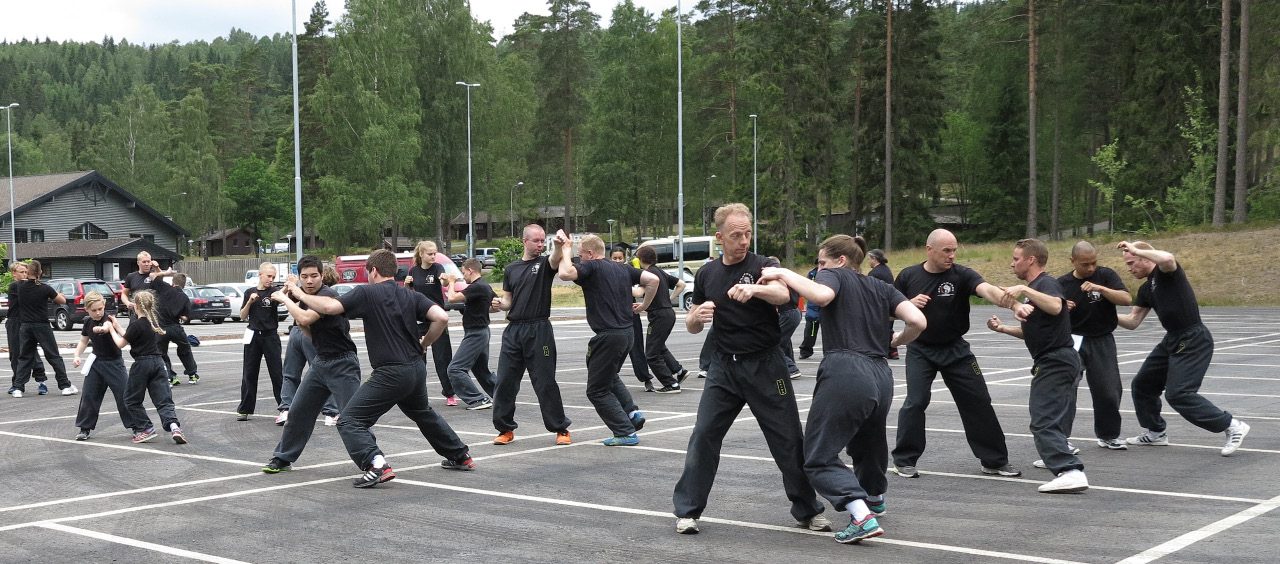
0, 0, 684, 46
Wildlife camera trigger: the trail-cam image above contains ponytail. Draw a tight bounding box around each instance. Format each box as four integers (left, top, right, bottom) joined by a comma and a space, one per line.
131, 290, 167, 335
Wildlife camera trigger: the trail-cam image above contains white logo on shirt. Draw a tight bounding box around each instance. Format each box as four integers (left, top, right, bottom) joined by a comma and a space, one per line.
426, 275, 436, 284
738, 273, 755, 284
531, 263, 541, 275
936, 282, 956, 297
1088, 290, 1103, 303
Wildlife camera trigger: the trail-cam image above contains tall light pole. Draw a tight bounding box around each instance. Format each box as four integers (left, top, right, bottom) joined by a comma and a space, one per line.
456, 81, 480, 258
749, 114, 758, 253
5, 102, 17, 262
676, 0, 686, 276
510, 181, 523, 238
168, 191, 187, 216
291, 0, 304, 262
607, 218, 616, 250
703, 174, 716, 236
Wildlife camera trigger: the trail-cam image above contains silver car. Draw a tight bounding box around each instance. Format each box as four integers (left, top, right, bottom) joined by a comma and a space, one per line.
211, 283, 289, 322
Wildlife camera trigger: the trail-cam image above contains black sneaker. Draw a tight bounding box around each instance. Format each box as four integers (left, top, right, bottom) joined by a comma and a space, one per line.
441, 457, 476, 471
656, 385, 681, 394
170, 376, 180, 387
262, 457, 292, 473
353, 465, 395, 488
675, 369, 690, 384
188, 374, 200, 384
799, 351, 813, 360
75, 429, 90, 441
644, 380, 656, 392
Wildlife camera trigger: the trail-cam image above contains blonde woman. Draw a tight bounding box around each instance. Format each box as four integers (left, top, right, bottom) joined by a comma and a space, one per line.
7, 262, 48, 395
108, 290, 186, 444
405, 240, 456, 405
71, 292, 135, 440
11, 260, 75, 397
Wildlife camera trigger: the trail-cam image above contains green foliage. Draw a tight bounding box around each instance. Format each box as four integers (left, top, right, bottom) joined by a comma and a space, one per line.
223, 155, 290, 241
1166, 84, 1216, 227
492, 237, 525, 282
1088, 140, 1125, 207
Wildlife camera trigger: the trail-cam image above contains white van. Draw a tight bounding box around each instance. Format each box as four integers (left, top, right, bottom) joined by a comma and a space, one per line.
637, 236, 721, 272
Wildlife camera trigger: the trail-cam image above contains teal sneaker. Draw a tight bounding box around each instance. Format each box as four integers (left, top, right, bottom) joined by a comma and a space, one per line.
835, 515, 883, 544
630, 412, 646, 431
867, 500, 886, 517
603, 434, 639, 446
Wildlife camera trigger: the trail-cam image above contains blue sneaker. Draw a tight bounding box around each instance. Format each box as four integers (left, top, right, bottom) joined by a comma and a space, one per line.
835, 515, 883, 544
38, 383, 48, 395
630, 411, 646, 431
603, 434, 639, 446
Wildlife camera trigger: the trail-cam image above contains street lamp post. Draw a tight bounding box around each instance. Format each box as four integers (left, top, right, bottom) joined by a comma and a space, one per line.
607, 218, 616, 250
186, 239, 194, 258
703, 174, 716, 236
168, 192, 187, 216
456, 81, 480, 258
5, 102, 18, 261
510, 181, 523, 238
256, 238, 263, 259
676, 0, 686, 277
749, 114, 758, 253
291, 0, 304, 262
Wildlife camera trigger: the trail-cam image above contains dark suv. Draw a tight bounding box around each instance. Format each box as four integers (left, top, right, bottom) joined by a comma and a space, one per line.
45, 279, 118, 331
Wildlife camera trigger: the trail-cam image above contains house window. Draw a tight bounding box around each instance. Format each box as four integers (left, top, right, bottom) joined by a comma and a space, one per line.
13, 229, 26, 243
142, 234, 155, 243
69, 222, 108, 240
129, 233, 141, 239
29, 230, 44, 243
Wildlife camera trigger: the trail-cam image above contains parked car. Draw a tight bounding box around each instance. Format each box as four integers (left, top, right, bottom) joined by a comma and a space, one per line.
332, 283, 362, 297
474, 247, 501, 268
210, 283, 289, 322
103, 280, 129, 316
44, 278, 118, 331
335, 252, 469, 296
663, 267, 696, 312
449, 253, 468, 268
180, 286, 232, 324
0, 293, 8, 321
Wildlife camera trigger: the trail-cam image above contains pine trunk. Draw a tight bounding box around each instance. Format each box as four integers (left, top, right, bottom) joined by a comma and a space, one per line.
1212, 0, 1231, 227
1233, 0, 1251, 223
1027, 0, 1038, 239
883, 0, 893, 251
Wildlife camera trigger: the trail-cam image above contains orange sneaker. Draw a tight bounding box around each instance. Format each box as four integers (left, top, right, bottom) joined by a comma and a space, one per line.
493, 431, 514, 445
556, 430, 571, 445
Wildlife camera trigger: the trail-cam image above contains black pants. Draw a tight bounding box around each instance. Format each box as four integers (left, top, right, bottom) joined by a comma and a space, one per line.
628, 313, 651, 381
274, 353, 362, 463
238, 329, 283, 415
1131, 323, 1233, 434
7, 317, 45, 385
1072, 334, 1124, 440
804, 352, 892, 512
492, 319, 571, 433
892, 339, 1010, 469
586, 329, 639, 436
337, 357, 469, 469
75, 356, 134, 432
698, 328, 715, 372
1029, 347, 1085, 474
673, 349, 823, 521
159, 323, 198, 377
14, 323, 70, 391
124, 355, 180, 432
420, 323, 455, 398
644, 309, 680, 387
799, 316, 820, 357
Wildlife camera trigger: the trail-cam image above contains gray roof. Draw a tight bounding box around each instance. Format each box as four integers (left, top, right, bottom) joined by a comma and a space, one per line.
16, 237, 182, 261
5, 171, 190, 237
199, 227, 252, 242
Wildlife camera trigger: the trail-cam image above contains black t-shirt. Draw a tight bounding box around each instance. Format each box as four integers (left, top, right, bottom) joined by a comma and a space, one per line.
123, 271, 152, 296
693, 253, 782, 355
893, 263, 986, 346
149, 278, 191, 327
124, 318, 162, 358
339, 280, 432, 368
16, 280, 57, 323
503, 255, 558, 322
1057, 267, 1127, 337
1019, 272, 1074, 359
81, 316, 122, 360
1134, 263, 1202, 333
817, 268, 906, 357
306, 286, 356, 359
460, 278, 496, 330
778, 289, 800, 313
407, 264, 447, 305
575, 259, 643, 332
644, 265, 682, 312
241, 286, 280, 331
869, 263, 894, 285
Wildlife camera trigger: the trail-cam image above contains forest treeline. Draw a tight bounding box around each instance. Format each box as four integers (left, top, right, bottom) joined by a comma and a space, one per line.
1, 0, 1277, 262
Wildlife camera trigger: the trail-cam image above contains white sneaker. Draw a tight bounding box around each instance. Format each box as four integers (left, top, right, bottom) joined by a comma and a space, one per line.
275, 411, 289, 425
1067, 442, 1080, 455
324, 415, 338, 427
789, 371, 802, 380
62, 385, 79, 396
676, 517, 699, 534
11, 390, 22, 398
1038, 469, 1088, 493
798, 514, 832, 531
1125, 430, 1168, 446
1097, 438, 1128, 450
1032, 459, 1047, 469
1221, 420, 1250, 456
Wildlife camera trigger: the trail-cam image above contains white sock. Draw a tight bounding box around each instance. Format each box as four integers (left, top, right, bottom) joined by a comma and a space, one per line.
1230, 418, 1242, 428
371, 454, 386, 469
169, 422, 179, 431
846, 499, 871, 521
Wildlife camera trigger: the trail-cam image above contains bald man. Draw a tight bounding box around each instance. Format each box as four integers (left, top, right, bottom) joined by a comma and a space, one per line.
1116, 241, 1249, 456
1058, 241, 1130, 450
890, 229, 1022, 479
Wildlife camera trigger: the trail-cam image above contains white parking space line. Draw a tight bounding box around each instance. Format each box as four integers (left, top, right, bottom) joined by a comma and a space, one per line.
1116, 493, 1280, 564
37, 522, 252, 564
